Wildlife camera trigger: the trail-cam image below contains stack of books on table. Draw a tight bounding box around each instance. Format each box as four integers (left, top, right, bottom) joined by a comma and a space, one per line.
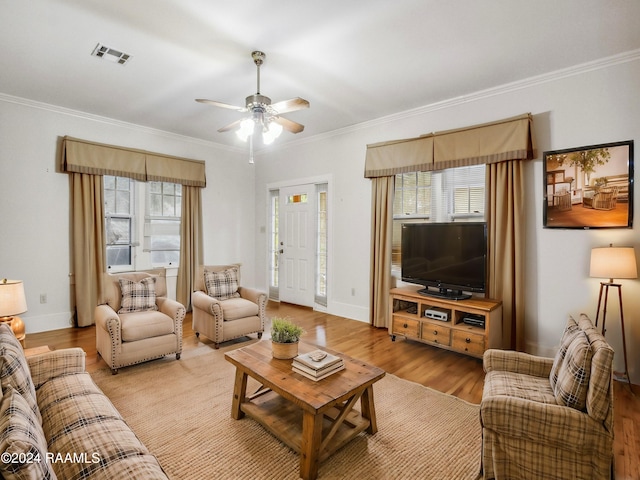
292, 350, 345, 381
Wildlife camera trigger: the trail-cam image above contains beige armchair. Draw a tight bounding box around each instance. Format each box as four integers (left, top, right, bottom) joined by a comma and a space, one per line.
480, 314, 614, 479
191, 264, 266, 349
95, 269, 185, 374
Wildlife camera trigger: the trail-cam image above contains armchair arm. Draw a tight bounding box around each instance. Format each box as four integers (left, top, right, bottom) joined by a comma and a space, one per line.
28, 348, 86, 389
156, 297, 186, 324
480, 395, 611, 452
238, 286, 266, 306
483, 349, 554, 378
94, 304, 122, 345
192, 291, 224, 319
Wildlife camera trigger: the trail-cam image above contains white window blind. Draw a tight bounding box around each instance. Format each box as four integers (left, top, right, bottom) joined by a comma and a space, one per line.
392, 165, 485, 270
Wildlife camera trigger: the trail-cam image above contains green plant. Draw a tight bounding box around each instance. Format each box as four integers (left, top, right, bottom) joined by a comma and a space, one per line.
270, 317, 304, 343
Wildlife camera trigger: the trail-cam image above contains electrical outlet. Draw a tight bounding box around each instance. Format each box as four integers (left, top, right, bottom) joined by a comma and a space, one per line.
40, 294, 47, 304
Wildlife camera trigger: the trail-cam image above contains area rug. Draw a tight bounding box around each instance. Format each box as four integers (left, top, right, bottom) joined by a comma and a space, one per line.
91, 340, 482, 479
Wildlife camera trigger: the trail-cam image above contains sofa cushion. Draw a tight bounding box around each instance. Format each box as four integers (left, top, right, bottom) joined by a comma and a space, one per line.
553, 331, 592, 411
483, 370, 558, 405
118, 277, 158, 314
37, 372, 167, 479
120, 311, 175, 342
204, 267, 241, 300
220, 298, 259, 321
549, 315, 581, 390
0, 324, 41, 424
0, 387, 57, 480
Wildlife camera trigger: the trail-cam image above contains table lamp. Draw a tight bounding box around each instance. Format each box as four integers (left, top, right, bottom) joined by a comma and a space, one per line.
0, 279, 27, 346
590, 245, 637, 389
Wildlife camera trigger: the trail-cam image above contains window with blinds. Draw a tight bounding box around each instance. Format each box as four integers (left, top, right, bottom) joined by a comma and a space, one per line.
392, 164, 486, 270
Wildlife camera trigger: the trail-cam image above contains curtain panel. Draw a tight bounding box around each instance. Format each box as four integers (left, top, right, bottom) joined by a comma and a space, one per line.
61, 136, 206, 326
364, 113, 535, 177
61, 136, 206, 187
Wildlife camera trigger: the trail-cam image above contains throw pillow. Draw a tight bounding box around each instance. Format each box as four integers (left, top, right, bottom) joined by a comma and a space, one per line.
549, 315, 581, 390
553, 331, 592, 411
204, 268, 241, 300
0, 387, 57, 480
118, 277, 158, 314
0, 324, 41, 424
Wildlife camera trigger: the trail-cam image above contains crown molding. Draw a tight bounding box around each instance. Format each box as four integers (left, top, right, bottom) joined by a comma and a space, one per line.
0, 92, 242, 154
266, 48, 640, 154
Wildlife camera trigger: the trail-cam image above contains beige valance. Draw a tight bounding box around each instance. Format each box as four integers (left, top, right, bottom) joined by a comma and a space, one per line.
364, 135, 434, 177
364, 113, 536, 178
61, 136, 207, 187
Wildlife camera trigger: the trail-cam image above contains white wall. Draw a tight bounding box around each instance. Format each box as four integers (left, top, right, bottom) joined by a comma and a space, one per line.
0, 98, 257, 334
2, 52, 639, 384
254, 53, 640, 383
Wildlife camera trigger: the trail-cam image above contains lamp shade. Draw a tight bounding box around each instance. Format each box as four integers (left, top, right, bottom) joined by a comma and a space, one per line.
590, 246, 638, 281
0, 280, 28, 317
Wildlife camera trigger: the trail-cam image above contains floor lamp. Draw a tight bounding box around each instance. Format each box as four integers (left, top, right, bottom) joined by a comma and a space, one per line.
590, 245, 637, 390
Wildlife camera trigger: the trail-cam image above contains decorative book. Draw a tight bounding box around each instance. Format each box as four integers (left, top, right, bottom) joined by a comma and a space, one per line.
292, 363, 345, 381
293, 350, 342, 371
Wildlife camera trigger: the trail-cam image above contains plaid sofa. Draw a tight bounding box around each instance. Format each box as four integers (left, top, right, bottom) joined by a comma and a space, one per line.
480, 314, 614, 480
0, 324, 168, 479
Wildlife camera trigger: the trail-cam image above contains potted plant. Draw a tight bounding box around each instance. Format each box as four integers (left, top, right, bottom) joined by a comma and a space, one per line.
270, 317, 304, 359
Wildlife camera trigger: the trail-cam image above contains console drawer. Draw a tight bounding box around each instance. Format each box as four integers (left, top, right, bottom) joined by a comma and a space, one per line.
421, 323, 451, 346
392, 317, 420, 339
452, 330, 485, 356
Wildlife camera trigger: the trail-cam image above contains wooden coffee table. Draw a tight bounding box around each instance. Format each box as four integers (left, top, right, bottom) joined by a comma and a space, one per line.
224, 340, 385, 480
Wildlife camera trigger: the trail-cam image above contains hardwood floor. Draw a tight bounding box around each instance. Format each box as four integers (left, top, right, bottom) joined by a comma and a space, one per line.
25, 302, 639, 479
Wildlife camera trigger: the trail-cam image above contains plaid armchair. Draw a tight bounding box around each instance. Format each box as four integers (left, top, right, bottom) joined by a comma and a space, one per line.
480, 314, 614, 480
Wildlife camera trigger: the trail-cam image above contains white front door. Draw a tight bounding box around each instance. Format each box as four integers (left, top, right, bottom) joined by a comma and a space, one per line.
278, 184, 315, 307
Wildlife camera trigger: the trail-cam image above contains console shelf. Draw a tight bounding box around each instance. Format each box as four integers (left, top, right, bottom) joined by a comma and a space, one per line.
389, 285, 503, 358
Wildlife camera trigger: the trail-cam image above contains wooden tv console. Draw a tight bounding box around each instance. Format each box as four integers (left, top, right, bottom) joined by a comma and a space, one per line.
389, 285, 503, 358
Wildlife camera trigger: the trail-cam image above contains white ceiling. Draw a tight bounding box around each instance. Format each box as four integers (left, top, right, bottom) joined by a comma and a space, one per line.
2, 0, 640, 149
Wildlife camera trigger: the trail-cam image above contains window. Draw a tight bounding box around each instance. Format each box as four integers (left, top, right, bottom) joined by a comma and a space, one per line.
104, 176, 182, 270
316, 184, 328, 306
104, 176, 134, 268
268, 190, 279, 300
392, 165, 485, 270
145, 181, 181, 265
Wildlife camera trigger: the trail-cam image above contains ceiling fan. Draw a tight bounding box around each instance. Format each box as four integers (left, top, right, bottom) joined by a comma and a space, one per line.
196, 51, 309, 150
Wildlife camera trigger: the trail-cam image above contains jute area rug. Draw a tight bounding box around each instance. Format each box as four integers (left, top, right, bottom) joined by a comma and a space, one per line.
91, 340, 482, 480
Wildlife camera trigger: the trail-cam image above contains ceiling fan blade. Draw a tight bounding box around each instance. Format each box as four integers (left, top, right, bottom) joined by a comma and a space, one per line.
269, 97, 309, 115
273, 116, 305, 134
217, 119, 243, 133
196, 98, 246, 112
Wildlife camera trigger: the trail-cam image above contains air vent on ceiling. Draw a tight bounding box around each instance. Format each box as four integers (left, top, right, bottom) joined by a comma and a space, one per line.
91, 43, 132, 65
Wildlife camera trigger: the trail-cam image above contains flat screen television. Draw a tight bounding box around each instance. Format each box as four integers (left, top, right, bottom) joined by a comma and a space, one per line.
401, 222, 487, 300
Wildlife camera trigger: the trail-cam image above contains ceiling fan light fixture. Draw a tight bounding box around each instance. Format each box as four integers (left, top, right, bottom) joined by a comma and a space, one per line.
236, 118, 255, 141
262, 121, 283, 145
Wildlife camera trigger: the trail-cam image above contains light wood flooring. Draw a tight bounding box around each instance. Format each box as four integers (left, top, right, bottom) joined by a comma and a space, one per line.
25, 302, 639, 479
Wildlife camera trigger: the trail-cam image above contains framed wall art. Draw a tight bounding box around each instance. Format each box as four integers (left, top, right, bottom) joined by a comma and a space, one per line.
543, 140, 634, 229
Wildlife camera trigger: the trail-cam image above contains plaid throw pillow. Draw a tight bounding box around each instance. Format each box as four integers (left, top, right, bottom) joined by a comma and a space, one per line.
118, 277, 158, 313
549, 316, 581, 390
0, 387, 57, 480
553, 330, 592, 411
204, 268, 241, 300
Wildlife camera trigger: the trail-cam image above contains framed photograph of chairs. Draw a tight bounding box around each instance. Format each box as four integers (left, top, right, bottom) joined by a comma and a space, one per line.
543, 140, 634, 229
